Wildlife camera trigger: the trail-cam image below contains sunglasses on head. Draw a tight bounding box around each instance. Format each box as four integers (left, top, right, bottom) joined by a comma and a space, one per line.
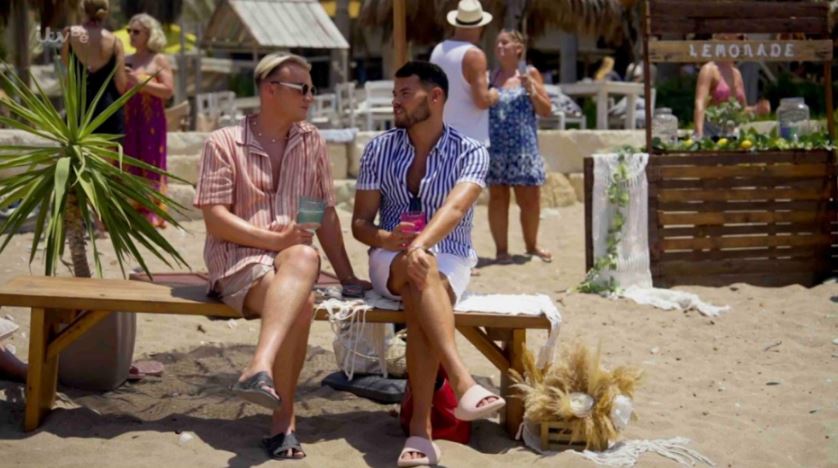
270, 81, 317, 96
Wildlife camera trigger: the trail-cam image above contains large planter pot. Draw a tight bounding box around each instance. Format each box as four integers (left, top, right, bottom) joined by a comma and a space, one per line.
58, 311, 136, 390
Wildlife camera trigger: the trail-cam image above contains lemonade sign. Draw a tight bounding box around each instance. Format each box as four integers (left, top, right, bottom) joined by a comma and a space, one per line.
649, 40, 833, 62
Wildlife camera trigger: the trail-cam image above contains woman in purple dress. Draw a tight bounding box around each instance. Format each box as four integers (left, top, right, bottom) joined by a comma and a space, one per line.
124, 13, 174, 228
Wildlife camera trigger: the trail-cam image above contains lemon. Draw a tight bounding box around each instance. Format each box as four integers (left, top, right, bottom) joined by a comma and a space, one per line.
717, 138, 729, 147
683, 138, 694, 148
740, 139, 753, 150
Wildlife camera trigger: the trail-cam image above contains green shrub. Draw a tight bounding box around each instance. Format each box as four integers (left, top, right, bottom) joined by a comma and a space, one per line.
655, 74, 697, 127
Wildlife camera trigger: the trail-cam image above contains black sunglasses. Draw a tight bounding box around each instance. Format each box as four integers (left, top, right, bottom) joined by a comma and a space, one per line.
128, 28, 143, 35
270, 81, 317, 96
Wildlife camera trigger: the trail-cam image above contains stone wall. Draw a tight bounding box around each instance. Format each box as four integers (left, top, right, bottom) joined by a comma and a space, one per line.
0, 129, 643, 221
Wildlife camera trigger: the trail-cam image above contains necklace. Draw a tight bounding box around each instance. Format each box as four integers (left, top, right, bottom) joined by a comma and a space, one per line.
250, 119, 288, 144
251, 119, 282, 144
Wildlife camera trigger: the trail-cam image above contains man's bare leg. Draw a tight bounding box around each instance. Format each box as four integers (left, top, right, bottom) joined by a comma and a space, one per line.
400, 287, 440, 461
239, 245, 320, 389
388, 254, 497, 404
388, 254, 498, 461
269, 291, 314, 429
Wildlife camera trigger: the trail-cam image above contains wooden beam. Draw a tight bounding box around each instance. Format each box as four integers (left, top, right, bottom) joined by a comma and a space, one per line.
11, 0, 30, 87
650, 18, 828, 36
393, 0, 407, 69
24, 308, 47, 431
584, 157, 593, 272
457, 326, 510, 372
46, 310, 112, 360
650, 40, 833, 63
503, 330, 526, 437
649, 0, 828, 20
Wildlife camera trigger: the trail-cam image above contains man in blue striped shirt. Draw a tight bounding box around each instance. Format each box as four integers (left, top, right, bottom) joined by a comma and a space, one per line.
352, 61, 505, 466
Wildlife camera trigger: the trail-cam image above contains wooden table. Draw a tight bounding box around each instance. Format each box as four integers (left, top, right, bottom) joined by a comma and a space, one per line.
560, 81, 646, 130
0, 275, 550, 436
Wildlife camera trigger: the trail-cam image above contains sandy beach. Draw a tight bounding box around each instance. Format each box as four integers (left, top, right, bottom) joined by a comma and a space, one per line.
0, 203, 836, 467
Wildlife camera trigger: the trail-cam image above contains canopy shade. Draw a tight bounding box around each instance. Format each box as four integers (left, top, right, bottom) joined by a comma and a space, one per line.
201, 0, 350, 51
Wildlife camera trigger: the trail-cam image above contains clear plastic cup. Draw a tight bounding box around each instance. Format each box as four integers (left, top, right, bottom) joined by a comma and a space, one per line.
296, 196, 325, 233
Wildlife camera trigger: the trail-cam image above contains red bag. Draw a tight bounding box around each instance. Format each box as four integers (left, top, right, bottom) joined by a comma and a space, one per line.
399, 367, 471, 444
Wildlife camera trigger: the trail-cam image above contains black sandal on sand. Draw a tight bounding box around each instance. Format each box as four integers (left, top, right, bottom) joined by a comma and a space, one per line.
262, 432, 306, 460
232, 371, 281, 410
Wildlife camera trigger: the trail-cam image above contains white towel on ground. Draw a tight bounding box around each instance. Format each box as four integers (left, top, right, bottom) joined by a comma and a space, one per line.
592, 153, 729, 317
519, 419, 714, 467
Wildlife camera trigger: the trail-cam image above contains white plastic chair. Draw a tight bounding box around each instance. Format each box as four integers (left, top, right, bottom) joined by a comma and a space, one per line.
335, 81, 358, 128
359, 80, 394, 131
196, 91, 238, 129
308, 93, 338, 128
541, 84, 587, 130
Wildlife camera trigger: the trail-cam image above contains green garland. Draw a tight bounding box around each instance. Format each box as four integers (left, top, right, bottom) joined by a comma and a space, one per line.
578, 147, 632, 294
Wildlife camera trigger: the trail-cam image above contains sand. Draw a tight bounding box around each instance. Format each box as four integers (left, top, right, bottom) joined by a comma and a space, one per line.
0, 204, 836, 467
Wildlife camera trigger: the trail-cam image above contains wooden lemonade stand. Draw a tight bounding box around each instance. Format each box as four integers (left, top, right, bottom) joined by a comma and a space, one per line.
586, 0, 838, 287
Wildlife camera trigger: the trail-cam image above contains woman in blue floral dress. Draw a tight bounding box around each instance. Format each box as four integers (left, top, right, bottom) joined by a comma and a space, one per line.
488, 30, 554, 263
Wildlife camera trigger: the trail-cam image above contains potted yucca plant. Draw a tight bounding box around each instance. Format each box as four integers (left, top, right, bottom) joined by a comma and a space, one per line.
0, 58, 189, 389
0, 57, 187, 278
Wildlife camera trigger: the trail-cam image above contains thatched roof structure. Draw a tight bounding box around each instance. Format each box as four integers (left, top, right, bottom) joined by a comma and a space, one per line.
359, 0, 632, 45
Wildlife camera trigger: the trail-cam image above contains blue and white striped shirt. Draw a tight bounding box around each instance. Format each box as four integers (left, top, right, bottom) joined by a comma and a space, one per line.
357, 125, 489, 259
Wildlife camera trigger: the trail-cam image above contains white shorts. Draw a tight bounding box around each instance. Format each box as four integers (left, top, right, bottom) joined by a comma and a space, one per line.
368, 248, 476, 304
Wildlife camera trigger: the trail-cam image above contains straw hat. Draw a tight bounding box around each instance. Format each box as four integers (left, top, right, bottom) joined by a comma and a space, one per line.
446, 0, 493, 29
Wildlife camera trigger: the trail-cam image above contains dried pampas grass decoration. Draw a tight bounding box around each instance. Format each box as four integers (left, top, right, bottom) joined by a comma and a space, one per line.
510, 342, 642, 451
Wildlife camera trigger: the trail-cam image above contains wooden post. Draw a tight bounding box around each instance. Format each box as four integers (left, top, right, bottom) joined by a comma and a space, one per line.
24, 308, 59, 431
393, 0, 407, 69
642, 0, 653, 152
175, 23, 187, 104
584, 157, 594, 272
825, 61, 834, 142
559, 31, 578, 84
502, 330, 526, 437
11, 0, 31, 87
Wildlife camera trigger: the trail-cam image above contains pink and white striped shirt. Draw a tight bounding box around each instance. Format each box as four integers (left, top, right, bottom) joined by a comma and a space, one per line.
193, 115, 336, 290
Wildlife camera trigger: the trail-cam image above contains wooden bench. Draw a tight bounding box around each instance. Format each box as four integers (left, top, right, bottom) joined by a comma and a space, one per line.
0, 274, 550, 436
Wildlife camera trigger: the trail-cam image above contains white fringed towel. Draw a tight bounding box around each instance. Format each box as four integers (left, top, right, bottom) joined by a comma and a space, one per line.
570, 437, 716, 467
320, 291, 562, 367
519, 419, 714, 467
591, 153, 729, 317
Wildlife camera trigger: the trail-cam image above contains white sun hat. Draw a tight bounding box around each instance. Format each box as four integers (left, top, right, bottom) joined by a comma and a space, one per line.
446, 0, 493, 29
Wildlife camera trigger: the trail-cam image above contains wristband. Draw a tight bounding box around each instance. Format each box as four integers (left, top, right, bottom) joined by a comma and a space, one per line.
407, 245, 432, 255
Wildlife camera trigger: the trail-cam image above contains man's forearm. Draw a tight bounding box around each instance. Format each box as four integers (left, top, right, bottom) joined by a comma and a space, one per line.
410, 204, 465, 249
203, 206, 279, 251
352, 219, 389, 249
318, 209, 356, 281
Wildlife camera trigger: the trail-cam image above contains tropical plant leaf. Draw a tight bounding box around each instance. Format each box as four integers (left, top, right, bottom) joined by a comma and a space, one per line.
0, 55, 190, 278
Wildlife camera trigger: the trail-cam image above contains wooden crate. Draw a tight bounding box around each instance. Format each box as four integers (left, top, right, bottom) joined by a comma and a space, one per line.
647, 149, 838, 287
540, 420, 587, 451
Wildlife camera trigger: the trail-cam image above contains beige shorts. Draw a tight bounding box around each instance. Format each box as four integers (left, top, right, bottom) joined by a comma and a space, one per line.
216, 263, 274, 318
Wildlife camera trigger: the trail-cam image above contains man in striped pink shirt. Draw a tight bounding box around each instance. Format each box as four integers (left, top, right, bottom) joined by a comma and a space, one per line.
194, 53, 369, 459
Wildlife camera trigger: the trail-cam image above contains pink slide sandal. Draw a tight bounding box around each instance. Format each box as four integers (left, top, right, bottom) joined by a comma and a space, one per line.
397, 436, 441, 467
454, 384, 506, 421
